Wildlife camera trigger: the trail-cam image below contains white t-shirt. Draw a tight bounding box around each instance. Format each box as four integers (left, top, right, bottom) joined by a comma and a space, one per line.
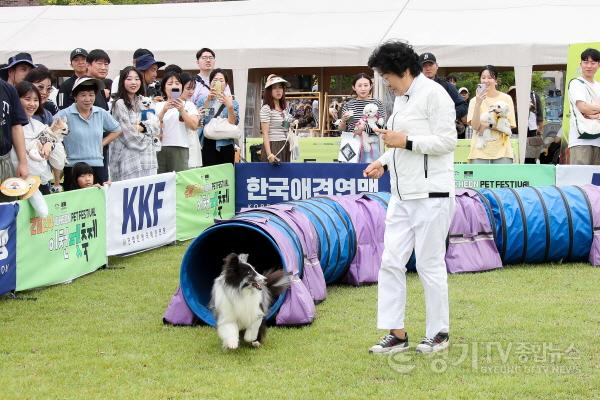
11, 119, 53, 183
568, 77, 600, 148
155, 100, 199, 148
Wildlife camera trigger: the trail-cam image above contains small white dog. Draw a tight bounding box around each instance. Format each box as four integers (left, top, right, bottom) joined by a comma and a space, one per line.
210, 253, 290, 350
475, 101, 511, 149
139, 96, 161, 149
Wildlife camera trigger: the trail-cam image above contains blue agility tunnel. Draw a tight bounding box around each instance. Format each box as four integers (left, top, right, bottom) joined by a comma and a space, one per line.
288, 199, 357, 283
180, 221, 290, 326
476, 186, 593, 264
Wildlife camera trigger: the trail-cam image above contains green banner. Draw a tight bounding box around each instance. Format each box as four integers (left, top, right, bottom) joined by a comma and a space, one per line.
176, 164, 235, 241
246, 138, 519, 164
562, 42, 600, 142
16, 188, 107, 291
454, 164, 555, 189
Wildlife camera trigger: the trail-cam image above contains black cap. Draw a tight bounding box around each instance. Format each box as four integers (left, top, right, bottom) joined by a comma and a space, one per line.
70, 48, 88, 61
419, 52, 437, 65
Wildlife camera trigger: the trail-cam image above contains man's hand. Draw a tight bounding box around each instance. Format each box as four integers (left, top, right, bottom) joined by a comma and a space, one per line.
374, 128, 407, 148
363, 160, 384, 179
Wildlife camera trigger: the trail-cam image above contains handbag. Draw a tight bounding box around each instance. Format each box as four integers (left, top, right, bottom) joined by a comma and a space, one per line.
203, 104, 241, 140
569, 78, 600, 139
338, 131, 361, 163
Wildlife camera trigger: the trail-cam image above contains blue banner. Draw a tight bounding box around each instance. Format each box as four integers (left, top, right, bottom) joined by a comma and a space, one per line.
235, 162, 390, 211
0, 203, 19, 295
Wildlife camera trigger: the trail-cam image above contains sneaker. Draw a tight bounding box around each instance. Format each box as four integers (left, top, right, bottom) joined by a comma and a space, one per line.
50, 185, 63, 194
369, 333, 409, 354
415, 332, 449, 353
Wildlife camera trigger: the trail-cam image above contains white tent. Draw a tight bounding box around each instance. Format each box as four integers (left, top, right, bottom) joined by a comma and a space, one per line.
2, 0, 600, 160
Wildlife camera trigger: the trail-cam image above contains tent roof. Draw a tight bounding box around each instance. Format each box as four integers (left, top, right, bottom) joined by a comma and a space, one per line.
0, 0, 598, 71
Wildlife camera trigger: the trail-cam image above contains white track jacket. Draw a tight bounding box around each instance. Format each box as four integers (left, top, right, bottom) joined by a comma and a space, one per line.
378, 73, 457, 200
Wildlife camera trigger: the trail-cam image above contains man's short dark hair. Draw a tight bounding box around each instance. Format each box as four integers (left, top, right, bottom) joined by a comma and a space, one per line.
196, 48, 215, 60
581, 48, 600, 62
367, 40, 421, 78
87, 49, 111, 64
164, 64, 183, 74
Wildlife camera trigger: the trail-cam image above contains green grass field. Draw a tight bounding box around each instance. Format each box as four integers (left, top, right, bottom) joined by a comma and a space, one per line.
1, 242, 598, 399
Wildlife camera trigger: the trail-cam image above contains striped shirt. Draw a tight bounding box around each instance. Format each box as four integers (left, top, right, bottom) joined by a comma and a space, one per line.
341, 98, 386, 134
260, 104, 290, 141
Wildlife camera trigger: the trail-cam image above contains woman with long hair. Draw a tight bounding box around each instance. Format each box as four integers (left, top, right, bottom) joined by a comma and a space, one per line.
337, 73, 386, 162
109, 66, 157, 181
196, 68, 239, 166
11, 81, 63, 194
467, 65, 516, 164
180, 72, 202, 168
155, 71, 199, 173
260, 74, 293, 163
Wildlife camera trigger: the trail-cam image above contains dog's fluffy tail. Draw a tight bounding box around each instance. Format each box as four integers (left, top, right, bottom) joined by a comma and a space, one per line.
265, 269, 291, 298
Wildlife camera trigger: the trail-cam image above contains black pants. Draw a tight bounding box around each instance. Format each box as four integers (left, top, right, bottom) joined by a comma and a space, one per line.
201, 138, 235, 167
63, 165, 109, 191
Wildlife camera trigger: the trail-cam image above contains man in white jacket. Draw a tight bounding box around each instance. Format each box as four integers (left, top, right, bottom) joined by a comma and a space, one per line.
364, 41, 457, 354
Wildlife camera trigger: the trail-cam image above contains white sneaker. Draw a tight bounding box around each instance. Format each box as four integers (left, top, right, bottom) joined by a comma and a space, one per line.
369, 333, 410, 354
415, 332, 449, 353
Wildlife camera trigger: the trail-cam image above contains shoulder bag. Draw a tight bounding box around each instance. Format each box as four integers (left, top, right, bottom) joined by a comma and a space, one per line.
203, 103, 241, 140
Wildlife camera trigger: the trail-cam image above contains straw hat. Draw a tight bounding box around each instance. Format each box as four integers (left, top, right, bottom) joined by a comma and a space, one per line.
264, 74, 290, 89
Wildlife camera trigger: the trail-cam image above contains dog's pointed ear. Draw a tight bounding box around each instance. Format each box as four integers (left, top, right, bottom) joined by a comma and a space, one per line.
223, 253, 239, 267
238, 253, 249, 264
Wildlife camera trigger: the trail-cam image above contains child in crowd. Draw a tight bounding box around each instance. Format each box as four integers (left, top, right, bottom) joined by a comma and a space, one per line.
69, 162, 109, 190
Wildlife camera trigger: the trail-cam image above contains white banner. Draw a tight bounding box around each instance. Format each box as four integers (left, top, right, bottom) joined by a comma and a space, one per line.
105, 173, 176, 256
556, 165, 600, 186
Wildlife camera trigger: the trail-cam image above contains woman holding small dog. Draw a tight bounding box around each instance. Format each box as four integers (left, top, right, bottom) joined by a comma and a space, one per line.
467, 65, 517, 164
11, 81, 63, 194
260, 74, 293, 163
337, 73, 386, 163
110, 66, 157, 181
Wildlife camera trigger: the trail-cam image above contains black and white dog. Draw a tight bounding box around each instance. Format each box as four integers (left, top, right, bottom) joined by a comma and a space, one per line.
210, 253, 290, 349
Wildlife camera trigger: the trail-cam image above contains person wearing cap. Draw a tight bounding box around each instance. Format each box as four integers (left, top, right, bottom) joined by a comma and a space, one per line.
0, 79, 29, 200
135, 53, 166, 102
0, 53, 36, 86
54, 77, 121, 190
57, 48, 88, 110
260, 74, 293, 163
364, 41, 457, 355
458, 87, 469, 102
419, 52, 468, 138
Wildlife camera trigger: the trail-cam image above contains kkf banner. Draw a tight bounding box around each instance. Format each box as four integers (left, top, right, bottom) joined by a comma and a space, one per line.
0, 203, 18, 296
16, 188, 106, 291
176, 164, 235, 241
105, 172, 176, 256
